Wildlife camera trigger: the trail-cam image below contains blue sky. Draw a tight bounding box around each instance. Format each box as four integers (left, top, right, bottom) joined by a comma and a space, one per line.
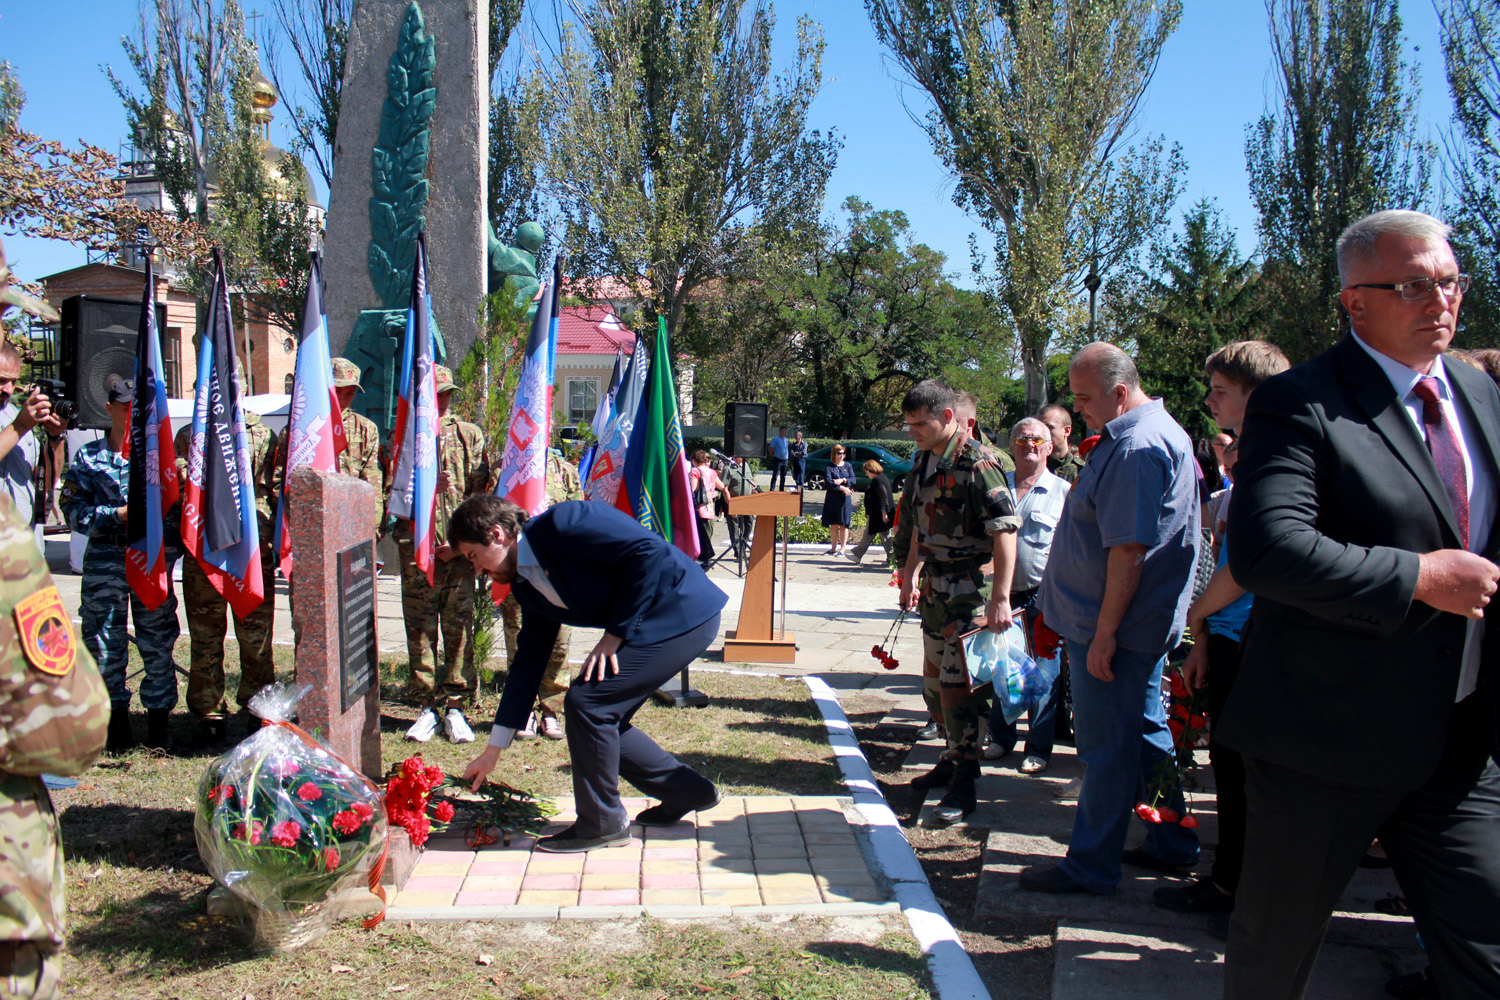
1, 0, 1457, 289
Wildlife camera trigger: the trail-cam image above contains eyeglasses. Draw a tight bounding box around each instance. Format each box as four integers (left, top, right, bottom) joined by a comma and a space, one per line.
1013, 435, 1047, 446
1351, 274, 1471, 300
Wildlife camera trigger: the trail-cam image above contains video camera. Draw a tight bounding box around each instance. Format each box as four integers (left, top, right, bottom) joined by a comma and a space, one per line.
29, 379, 77, 425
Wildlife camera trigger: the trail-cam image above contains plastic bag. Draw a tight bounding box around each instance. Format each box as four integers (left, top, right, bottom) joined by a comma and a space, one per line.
963, 627, 1060, 724
194, 682, 388, 950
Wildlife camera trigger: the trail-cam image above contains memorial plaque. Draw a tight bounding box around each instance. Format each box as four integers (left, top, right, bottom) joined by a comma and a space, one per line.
338, 540, 379, 713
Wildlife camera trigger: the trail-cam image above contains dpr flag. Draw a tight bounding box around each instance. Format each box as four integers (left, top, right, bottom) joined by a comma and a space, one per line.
386, 233, 440, 586
582, 335, 648, 508
181, 249, 265, 618
577, 347, 624, 483
622, 317, 699, 559
272, 252, 346, 578
124, 253, 179, 610
492, 257, 560, 515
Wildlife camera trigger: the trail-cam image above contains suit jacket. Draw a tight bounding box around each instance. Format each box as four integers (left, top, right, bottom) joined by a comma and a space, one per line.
493, 501, 728, 730
1222, 336, 1500, 789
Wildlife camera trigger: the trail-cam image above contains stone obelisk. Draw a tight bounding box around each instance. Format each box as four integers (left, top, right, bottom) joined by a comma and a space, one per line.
322, 0, 487, 437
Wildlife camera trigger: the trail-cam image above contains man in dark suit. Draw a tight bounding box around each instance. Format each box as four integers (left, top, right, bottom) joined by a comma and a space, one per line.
1223, 209, 1500, 998
451, 496, 728, 852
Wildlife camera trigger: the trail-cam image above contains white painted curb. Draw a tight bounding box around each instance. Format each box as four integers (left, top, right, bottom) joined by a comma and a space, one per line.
802, 675, 992, 1000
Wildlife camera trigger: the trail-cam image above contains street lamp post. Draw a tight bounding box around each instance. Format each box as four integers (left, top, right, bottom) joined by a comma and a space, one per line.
1084, 267, 1101, 333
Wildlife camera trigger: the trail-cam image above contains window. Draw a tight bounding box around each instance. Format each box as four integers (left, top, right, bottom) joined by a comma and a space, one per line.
284, 373, 295, 393
283, 337, 295, 354
162, 327, 183, 397
567, 378, 601, 423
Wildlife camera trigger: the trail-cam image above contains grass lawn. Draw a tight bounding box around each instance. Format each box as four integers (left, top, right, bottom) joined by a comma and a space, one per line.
54, 644, 932, 998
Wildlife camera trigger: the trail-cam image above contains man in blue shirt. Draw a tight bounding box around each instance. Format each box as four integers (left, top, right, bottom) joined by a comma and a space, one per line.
1154, 341, 1288, 924
768, 426, 790, 491
1025, 342, 1202, 896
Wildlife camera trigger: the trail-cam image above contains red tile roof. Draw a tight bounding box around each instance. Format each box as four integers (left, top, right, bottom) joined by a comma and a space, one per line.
557, 304, 636, 355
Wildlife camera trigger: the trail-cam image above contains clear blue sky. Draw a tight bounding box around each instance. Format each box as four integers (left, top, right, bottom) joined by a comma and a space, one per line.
1, 0, 1456, 290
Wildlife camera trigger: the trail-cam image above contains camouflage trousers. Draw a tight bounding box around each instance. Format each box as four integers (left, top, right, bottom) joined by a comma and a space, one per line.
0, 774, 62, 1000
918, 560, 994, 762
398, 536, 476, 706
78, 545, 180, 711
182, 523, 277, 719
499, 592, 571, 715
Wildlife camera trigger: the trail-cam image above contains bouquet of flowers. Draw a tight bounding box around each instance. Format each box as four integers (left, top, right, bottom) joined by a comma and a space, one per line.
385, 754, 556, 850
385, 754, 454, 849
1136, 669, 1211, 829
194, 683, 387, 950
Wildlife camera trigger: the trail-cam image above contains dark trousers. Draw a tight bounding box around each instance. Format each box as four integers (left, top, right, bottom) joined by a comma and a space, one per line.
990, 594, 1070, 760
770, 457, 789, 491
1204, 631, 1246, 893
695, 517, 715, 566
790, 458, 805, 489
1225, 693, 1500, 999
563, 613, 722, 836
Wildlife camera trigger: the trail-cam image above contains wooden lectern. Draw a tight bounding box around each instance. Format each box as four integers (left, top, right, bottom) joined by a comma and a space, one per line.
722, 491, 801, 663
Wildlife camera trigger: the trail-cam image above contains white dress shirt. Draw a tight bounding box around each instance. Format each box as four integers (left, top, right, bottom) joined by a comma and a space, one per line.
1006, 468, 1070, 593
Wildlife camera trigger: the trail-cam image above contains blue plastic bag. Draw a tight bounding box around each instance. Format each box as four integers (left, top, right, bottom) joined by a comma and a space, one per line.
963, 627, 1060, 724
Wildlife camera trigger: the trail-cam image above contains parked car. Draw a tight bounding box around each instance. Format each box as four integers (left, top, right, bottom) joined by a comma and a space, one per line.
804, 443, 913, 492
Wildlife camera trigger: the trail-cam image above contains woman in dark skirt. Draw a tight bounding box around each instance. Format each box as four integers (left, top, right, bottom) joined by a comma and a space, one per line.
821, 445, 856, 555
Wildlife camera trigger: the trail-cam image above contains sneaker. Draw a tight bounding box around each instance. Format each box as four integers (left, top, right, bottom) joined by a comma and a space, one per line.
516, 712, 539, 740
1054, 776, 1083, 800
443, 708, 475, 743
1020, 754, 1049, 774
844, 552, 862, 565
540, 715, 563, 740
405, 708, 439, 743
982, 739, 1013, 761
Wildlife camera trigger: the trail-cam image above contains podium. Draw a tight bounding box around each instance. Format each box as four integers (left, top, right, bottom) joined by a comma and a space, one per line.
722, 491, 801, 663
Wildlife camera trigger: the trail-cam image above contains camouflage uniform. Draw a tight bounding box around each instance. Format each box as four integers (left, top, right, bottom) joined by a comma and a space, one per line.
1048, 451, 1082, 484
498, 452, 581, 716
400, 367, 487, 706
0, 495, 109, 999
909, 429, 1020, 761
173, 414, 279, 719
60, 438, 181, 712
331, 358, 385, 535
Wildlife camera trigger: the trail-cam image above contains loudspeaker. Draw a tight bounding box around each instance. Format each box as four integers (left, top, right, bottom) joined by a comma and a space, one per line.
725, 401, 768, 458
59, 295, 163, 430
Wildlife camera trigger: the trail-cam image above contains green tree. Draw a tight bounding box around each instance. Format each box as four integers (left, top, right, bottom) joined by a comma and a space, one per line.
1438, 0, 1500, 346
866, 0, 1185, 410
1127, 200, 1261, 439
263, 0, 349, 190
534, 0, 839, 348
0, 61, 24, 129
1245, 0, 1431, 361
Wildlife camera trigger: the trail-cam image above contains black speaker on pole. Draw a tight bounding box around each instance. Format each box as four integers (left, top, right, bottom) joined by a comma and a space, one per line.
59, 295, 161, 430
725, 402, 768, 458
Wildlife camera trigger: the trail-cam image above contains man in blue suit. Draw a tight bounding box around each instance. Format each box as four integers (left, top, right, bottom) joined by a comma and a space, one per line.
452, 496, 728, 852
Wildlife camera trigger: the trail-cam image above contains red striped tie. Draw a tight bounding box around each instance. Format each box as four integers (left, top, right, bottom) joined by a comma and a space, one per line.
1413, 377, 1469, 546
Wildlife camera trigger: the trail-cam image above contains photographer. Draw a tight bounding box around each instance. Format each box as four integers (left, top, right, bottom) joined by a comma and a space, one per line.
0, 342, 67, 548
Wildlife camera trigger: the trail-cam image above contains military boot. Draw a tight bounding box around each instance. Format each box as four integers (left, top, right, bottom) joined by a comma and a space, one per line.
106, 703, 135, 753
909, 758, 956, 791
144, 709, 174, 753
929, 758, 981, 827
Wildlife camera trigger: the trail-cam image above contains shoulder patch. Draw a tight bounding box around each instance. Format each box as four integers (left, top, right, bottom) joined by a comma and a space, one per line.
15, 586, 76, 676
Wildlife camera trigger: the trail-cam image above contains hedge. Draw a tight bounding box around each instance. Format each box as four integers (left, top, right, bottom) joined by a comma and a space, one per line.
683, 436, 918, 466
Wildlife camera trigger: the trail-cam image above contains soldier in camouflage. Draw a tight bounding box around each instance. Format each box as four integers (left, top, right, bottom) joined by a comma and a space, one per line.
330, 358, 384, 533
173, 370, 279, 746
898, 379, 1020, 827
59, 378, 181, 753
496, 449, 581, 740
401, 365, 487, 744
1039, 403, 1082, 484
0, 493, 109, 1000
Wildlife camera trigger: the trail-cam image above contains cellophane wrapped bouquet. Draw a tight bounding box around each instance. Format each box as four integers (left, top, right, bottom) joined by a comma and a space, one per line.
194, 683, 387, 950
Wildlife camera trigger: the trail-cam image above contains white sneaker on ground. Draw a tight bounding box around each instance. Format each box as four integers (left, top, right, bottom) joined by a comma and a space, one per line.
541, 715, 563, 740
516, 712, 539, 740
1020, 755, 1048, 774
1054, 776, 1082, 800
844, 552, 862, 565
405, 708, 439, 743
443, 708, 475, 743
982, 740, 1011, 761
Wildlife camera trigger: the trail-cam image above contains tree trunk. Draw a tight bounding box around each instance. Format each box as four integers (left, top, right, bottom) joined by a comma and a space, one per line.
1022, 337, 1049, 414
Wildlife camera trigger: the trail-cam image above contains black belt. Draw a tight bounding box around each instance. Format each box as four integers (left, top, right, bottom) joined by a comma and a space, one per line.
1010, 587, 1038, 606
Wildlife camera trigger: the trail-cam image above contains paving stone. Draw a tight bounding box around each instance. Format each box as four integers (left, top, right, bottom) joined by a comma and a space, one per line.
521, 873, 581, 891
702, 887, 762, 906
761, 886, 824, 905
699, 872, 759, 890
467, 860, 527, 876
402, 876, 464, 893
577, 889, 641, 906
644, 825, 697, 841
516, 890, 579, 906
526, 855, 586, 875
454, 889, 519, 907
751, 840, 809, 859
408, 862, 469, 878
420, 849, 477, 864
581, 873, 639, 890
642, 860, 698, 875
744, 797, 795, 813
700, 858, 757, 875
642, 873, 700, 890
642, 847, 698, 861
697, 846, 752, 862
641, 889, 702, 906
754, 858, 813, 875
582, 858, 639, 875
821, 886, 885, 903
392, 890, 456, 907
462, 875, 522, 891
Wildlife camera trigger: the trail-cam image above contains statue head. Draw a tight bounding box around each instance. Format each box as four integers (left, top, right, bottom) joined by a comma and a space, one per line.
515, 221, 544, 254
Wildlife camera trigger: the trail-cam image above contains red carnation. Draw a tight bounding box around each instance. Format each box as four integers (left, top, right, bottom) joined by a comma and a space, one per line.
1180, 815, 1200, 829
408, 814, 431, 849
433, 800, 455, 823
352, 801, 374, 821
1158, 807, 1179, 823
271, 820, 302, 847
323, 846, 340, 872
231, 820, 264, 845
296, 781, 322, 802
272, 759, 300, 778
332, 810, 362, 835
423, 765, 444, 789
402, 757, 425, 779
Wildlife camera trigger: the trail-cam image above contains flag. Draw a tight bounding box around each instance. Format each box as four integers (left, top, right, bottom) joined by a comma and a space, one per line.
387, 233, 441, 586
181, 249, 265, 618
124, 253, 179, 610
577, 347, 624, 482
622, 317, 699, 559
492, 257, 560, 515
582, 335, 648, 507
272, 252, 346, 578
